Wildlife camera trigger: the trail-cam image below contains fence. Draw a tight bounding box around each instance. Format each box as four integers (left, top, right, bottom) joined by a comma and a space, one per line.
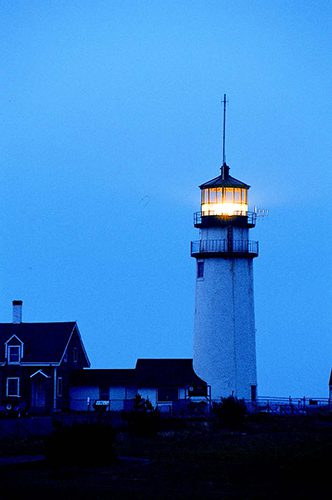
68, 396, 332, 417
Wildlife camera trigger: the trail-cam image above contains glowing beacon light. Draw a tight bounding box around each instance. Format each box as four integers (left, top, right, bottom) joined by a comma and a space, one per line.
200, 163, 249, 217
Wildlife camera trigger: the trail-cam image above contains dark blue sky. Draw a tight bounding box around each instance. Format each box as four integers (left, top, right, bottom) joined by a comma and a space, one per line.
0, 1, 331, 396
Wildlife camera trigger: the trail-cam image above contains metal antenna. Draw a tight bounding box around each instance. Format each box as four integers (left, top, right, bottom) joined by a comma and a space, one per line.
222, 94, 227, 165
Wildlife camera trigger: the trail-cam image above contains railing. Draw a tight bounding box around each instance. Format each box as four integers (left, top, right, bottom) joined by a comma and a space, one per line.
241, 397, 331, 415
194, 210, 257, 226
191, 239, 259, 257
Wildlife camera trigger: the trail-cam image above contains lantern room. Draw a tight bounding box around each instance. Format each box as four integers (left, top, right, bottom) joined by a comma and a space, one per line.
200, 164, 250, 217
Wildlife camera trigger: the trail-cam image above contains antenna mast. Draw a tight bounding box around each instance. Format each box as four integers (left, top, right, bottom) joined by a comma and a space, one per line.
222, 94, 227, 165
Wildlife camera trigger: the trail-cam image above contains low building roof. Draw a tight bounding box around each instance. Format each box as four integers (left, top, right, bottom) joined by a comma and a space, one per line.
70, 368, 136, 386
135, 358, 206, 388
70, 359, 207, 389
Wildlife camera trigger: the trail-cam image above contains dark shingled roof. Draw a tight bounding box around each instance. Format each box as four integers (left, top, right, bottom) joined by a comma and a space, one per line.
199, 164, 250, 190
0, 322, 77, 363
70, 369, 136, 386
135, 359, 206, 388
70, 359, 207, 389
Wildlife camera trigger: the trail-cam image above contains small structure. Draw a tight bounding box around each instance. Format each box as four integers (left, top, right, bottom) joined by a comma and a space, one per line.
69, 358, 207, 412
0, 301, 90, 414
329, 370, 332, 403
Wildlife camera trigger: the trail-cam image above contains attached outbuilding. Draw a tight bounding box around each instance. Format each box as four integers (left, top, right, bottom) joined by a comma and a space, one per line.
69, 358, 208, 412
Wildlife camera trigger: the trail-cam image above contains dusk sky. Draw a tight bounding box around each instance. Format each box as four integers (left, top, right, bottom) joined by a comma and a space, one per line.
0, 1, 331, 397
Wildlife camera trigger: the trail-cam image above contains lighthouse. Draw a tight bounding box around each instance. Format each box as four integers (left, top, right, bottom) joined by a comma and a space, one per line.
192, 97, 258, 401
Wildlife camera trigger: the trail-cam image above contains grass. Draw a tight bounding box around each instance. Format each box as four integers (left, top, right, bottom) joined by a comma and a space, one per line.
0, 413, 331, 499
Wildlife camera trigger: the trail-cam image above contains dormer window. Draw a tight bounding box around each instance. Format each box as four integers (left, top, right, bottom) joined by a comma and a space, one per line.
5, 335, 24, 364
8, 345, 21, 364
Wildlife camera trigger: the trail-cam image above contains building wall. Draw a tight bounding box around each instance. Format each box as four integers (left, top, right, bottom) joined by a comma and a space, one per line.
193, 254, 257, 400
137, 387, 157, 406
70, 385, 142, 411
110, 386, 129, 411
69, 385, 99, 411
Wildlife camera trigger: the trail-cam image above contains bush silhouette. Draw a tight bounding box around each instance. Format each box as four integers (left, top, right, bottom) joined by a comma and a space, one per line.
122, 394, 160, 436
213, 396, 247, 428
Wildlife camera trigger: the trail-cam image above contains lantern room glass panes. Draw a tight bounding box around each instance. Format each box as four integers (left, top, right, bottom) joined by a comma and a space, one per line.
201, 187, 248, 216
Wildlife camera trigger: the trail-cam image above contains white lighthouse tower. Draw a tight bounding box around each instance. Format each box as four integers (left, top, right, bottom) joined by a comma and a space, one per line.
192, 97, 258, 401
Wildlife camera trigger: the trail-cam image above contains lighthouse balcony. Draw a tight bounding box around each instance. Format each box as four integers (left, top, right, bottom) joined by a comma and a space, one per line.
194, 211, 257, 228
191, 239, 259, 258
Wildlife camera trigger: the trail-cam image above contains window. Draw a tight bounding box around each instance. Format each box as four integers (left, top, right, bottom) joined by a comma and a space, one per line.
201, 189, 208, 204
99, 384, 109, 400
225, 188, 233, 202
8, 346, 21, 364
234, 188, 241, 202
197, 261, 204, 279
210, 189, 217, 203
158, 387, 178, 402
73, 347, 78, 363
57, 377, 63, 397
6, 377, 20, 397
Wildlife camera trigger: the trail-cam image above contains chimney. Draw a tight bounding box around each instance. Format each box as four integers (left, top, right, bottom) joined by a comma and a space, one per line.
12, 300, 23, 324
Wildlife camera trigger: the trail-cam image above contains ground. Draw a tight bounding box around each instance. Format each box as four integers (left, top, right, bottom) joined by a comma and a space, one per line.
0, 413, 331, 499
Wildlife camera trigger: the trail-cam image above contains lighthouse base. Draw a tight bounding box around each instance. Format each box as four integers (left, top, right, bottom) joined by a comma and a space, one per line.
193, 257, 257, 402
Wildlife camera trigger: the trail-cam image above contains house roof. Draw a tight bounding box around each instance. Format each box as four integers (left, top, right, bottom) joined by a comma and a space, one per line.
329, 369, 332, 386
70, 369, 136, 386
0, 322, 87, 364
70, 359, 207, 389
135, 359, 206, 388
199, 164, 250, 190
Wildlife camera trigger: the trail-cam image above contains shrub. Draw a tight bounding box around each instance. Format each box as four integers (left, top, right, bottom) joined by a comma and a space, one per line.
45, 422, 116, 466
122, 394, 160, 436
213, 396, 247, 428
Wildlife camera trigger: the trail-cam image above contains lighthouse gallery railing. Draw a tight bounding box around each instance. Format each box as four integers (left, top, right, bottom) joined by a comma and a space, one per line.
194, 211, 257, 226
191, 239, 259, 257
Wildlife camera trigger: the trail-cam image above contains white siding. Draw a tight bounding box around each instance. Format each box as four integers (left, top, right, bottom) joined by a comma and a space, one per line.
193, 242, 257, 400
69, 386, 99, 411
137, 388, 157, 407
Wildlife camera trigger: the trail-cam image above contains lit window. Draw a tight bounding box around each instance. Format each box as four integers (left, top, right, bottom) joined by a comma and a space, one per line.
6, 377, 20, 397
8, 346, 21, 364
201, 186, 248, 216
210, 189, 217, 202
225, 188, 233, 202
197, 261, 204, 279
57, 378, 63, 397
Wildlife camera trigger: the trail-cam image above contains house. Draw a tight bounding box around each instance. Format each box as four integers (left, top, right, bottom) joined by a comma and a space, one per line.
70, 358, 208, 412
329, 370, 332, 403
0, 301, 90, 414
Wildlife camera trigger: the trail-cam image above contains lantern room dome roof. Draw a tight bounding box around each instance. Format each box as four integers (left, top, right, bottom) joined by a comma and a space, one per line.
199, 164, 250, 190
